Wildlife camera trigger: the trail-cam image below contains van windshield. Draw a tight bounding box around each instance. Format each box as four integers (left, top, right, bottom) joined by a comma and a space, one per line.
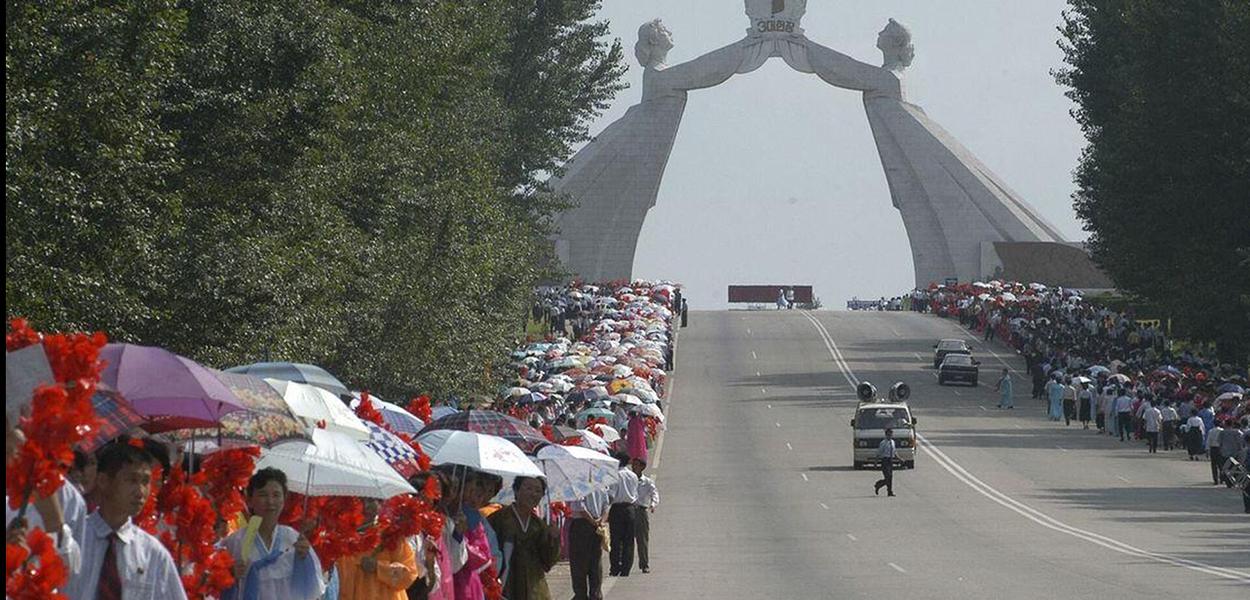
857, 408, 912, 430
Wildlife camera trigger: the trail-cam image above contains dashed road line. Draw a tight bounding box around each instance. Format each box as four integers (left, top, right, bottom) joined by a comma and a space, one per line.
846, 533, 858, 541
775, 422, 782, 428
801, 473, 809, 482
820, 502, 830, 510
889, 563, 908, 574
761, 388, 768, 395
786, 442, 793, 451
1056, 445, 1069, 452
752, 351, 758, 360
914, 352, 924, 361
1117, 476, 1131, 483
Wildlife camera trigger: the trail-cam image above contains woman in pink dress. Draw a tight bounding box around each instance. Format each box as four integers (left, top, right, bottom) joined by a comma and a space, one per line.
627, 413, 649, 462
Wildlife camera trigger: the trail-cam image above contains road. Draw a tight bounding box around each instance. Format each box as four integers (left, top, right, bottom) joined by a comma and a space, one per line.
555, 310, 1249, 599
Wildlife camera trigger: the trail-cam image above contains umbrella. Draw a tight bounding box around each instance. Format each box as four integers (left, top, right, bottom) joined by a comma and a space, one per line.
257, 428, 415, 499
999, 293, 1018, 302
575, 407, 615, 425
416, 430, 543, 479
225, 362, 350, 398
1073, 376, 1093, 385
585, 424, 621, 444
418, 409, 549, 454
84, 388, 147, 451
351, 393, 426, 435
362, 421, 425, 479
100, 343, 246, 432
532, 444, 619, 502
6, 345, 55, 418
431, 405, 460, 421
575, 429, 611, 453
1214, 392, 1243, 404
517, 392, 548, 405
267, 379, 370, 441
1217, 383, 1244, 395
1088, 366, 1111, 376
166, 371, 311, 450
630, 403, 665, 421
1109, 374, 1132, 384
611, 393, 643, 407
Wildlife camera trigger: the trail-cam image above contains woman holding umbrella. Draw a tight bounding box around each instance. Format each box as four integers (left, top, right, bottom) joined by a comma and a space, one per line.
487, 476, 560, 600
222, 468, 324, 600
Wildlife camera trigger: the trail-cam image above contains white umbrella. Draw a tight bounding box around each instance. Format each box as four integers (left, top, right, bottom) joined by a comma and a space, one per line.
611, 393, 643, 407
268, 379, 370, 441
999, 292, 1018, 302
416, 430, 543, 479
256, 429, 415, 499
534, 444, 620, 502
586, 424, 621, 444
351, 393, 426, 433
630, 403, 665, 421
574, 429, 611, 453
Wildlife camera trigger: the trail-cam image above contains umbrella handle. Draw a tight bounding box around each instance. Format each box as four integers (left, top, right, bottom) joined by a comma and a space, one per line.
302, 463, 315, 517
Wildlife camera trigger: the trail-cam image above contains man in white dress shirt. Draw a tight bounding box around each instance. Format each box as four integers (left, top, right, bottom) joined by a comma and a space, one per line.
567, 485, 611, 599
631, 458, 660, 574
64, 440, 186, 600
607, 456, 640, 577
874, 429, 897, 497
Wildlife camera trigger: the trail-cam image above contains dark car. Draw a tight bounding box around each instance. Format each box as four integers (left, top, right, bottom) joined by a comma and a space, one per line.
933, 338, 971, 369
938, 353, 981, 386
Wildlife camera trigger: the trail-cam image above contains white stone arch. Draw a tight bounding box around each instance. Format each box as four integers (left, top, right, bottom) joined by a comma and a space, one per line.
550, 8, 1066, 286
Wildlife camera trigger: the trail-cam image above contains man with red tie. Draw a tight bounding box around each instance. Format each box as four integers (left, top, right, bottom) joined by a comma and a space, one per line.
65, 440, 186, 600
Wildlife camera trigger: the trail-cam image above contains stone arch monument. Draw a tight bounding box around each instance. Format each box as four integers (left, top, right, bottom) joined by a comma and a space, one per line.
550, 2, 1069, 287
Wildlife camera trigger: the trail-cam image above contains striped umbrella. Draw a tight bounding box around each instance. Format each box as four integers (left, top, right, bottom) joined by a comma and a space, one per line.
418, 409, 549, 454
225, 362, 350, 399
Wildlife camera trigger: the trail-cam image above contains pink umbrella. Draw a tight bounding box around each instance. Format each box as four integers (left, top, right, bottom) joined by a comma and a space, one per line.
100, 344, 246, 432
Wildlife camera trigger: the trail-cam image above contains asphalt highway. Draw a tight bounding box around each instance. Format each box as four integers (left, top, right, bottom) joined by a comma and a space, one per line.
560, 310, 1248, 599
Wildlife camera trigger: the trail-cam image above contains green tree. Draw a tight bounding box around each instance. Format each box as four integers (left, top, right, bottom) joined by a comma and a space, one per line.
1056, 0, 1250, 363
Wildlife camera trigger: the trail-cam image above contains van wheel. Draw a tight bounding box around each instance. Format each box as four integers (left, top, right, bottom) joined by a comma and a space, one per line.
904, 460, 915, 469
853, 461, 865, 470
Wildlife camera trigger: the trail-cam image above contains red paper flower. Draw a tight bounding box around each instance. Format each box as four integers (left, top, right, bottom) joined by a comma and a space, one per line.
354, 391, 385, 427
5, 528, 67, 600
406, 395, 433, 423
481, 563, 503, 600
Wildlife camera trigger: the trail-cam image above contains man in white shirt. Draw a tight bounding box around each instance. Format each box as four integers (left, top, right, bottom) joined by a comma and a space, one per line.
630, 459, 660, 574
1160, 402, 1180, 450
567, 486, 611, 599
6, 411, 84, 576
65, 440, 186, 600
873, 429, 897, 497
1207, 421, 1225, 485
607, 458, 640, 577
1114, 390, 1134, 442
1143, 403, 1163, 454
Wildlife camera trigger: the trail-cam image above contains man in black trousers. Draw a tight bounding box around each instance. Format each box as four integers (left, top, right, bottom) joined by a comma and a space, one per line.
608, 454, 640, 576
874, 428, 897, 497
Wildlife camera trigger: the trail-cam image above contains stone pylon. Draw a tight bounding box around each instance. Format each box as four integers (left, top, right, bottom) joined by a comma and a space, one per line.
550, 6, 1065, 287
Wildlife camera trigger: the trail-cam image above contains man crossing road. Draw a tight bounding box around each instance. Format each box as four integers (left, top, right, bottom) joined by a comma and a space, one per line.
873, 429, 897, 497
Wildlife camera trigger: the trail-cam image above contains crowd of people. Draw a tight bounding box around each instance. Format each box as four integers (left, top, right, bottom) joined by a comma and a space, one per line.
5, 280, 679, 600
913, 281, 1250, 513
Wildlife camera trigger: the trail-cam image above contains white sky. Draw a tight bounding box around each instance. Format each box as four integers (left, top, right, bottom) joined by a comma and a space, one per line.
582, 1, 1086, 309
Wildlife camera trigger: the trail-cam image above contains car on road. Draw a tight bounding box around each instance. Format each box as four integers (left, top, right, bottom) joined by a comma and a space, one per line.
851, 401, 917, 470
938, 353, 981, 386
933, 338, 971, 369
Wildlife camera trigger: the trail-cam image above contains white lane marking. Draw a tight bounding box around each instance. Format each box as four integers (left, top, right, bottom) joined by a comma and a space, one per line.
801, 473, 809, 481
752, 351, 758, 360
890, 327, 901, 337
920, 435, 1250, 582
767, 404, 773, 409
1117, 476, 1131, 483
846, 533, 858, 541
756, 371, 761, 377
1056, 445, 1069, 452
762, 388, 768, 395
1014, 424, 1024, 429
786, 442, 793, 451
954, 390, 963, 396
913, 352, 924, 361
775, 422, 782, 428
932, 372, 940, 380
888, 562, 908, 574
978, 406, 986, 412
747, 328, 752, 335
820, 502, 830, 510
801, 311, 1250, 584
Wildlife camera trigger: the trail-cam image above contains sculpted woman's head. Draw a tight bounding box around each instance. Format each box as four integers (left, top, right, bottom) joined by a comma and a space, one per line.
877, 18, 914, 71
635, 19, 675, 69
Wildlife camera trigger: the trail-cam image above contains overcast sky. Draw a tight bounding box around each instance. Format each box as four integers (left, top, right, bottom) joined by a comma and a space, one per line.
581, 1, 1087, 309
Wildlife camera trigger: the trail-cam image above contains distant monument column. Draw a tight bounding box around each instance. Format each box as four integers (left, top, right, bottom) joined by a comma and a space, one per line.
550, 3, 1068, 286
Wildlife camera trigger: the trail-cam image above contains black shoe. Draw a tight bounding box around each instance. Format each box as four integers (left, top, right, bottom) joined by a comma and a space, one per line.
642, 568, 650, 573
887, 493, 896, 497
874, 484, 881, 496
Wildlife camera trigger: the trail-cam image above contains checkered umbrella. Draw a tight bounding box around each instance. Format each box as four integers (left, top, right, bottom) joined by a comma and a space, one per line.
363, 421, 423, 479
418, 409, 549, 454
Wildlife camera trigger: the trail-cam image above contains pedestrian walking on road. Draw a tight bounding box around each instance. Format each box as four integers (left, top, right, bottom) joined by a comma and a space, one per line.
631, 459, 659, 574
1062, 377, 1078, 426
1114, 389, 1134, 442
995, 369, 1013, 409
566, 487, 610, 600
1207, 420, 1225, 485
1046, 377, 1065, 421
873, 429, 897, 497
1144, 403, 1162, 454
608, 456, 640, 577
1078, 383, 1093, 429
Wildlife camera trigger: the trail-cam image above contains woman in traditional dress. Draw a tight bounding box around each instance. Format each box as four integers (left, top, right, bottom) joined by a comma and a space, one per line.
487, 477, 560, 600
222, 468, 325, 600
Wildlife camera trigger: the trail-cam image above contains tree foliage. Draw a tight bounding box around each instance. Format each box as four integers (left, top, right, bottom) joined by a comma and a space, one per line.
1056, 0, 1250, 363
6, 0, 626, 398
